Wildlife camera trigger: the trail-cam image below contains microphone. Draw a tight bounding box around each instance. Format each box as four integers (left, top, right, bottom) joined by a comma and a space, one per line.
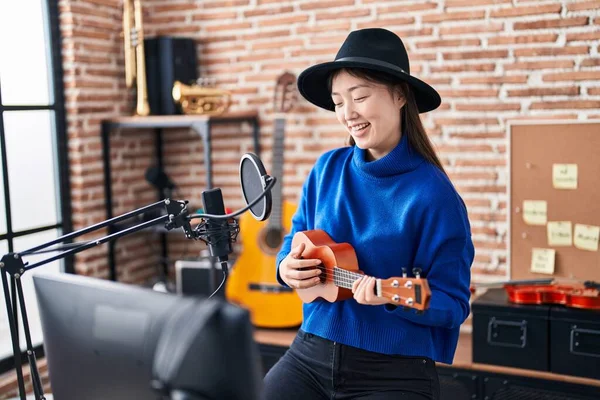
201, 188, 233, 267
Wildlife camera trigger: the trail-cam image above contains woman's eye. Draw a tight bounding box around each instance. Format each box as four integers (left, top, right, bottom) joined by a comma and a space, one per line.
354, 96, 367, 102
334, 102, 343, 108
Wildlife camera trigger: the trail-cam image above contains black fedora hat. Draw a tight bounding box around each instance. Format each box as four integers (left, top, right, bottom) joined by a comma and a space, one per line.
297, 28, 441, 113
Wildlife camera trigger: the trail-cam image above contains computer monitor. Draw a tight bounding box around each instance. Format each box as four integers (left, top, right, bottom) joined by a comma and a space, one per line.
33, 272, 262, 400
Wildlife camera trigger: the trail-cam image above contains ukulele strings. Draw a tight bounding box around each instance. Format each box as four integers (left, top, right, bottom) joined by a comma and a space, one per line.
308, 267, 376, 286
307, 267, 416, 288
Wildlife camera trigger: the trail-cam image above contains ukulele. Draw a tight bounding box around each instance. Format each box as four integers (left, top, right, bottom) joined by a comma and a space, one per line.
225, 72, 303, 328
292, 230, 432, 311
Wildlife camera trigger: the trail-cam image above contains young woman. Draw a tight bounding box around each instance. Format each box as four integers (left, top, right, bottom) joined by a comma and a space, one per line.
262, 28, 474, 400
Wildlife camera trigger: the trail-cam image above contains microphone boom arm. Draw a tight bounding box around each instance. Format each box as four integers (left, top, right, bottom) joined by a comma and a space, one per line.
1, 198, 190, 400
1, 170, 277, 400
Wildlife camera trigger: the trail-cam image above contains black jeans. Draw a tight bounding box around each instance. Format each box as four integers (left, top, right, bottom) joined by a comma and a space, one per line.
263, 330, 440, 400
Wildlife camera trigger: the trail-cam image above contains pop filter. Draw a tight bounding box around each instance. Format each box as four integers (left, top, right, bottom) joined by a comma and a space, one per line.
239, 153, 272, 221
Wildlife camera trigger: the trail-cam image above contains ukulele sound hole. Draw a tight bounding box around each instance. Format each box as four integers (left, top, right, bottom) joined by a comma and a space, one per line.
265, 228, 283, 249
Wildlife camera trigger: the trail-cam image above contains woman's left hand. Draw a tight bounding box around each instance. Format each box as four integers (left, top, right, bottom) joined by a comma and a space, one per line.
352, 276, 389, 306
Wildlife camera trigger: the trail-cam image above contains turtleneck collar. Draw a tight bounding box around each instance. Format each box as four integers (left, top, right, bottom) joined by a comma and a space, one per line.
351, 132, 425, 178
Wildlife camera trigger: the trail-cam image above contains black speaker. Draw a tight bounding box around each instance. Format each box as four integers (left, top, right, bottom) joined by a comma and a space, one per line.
144, 36, 198, 115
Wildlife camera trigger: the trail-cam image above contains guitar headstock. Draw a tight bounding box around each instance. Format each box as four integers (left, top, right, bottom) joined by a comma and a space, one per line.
273, 71, 297, 114
377, 276, 431, 311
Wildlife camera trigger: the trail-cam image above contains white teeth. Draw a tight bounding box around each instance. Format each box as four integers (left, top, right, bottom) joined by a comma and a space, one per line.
350, 123, 370, 131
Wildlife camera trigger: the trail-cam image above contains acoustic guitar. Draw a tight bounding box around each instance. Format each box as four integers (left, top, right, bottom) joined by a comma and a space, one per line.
292, 230, 432, 311
225, 72, 303, 328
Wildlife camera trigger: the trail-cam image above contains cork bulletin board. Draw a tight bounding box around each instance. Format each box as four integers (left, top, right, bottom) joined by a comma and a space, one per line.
508, 120, 600, 282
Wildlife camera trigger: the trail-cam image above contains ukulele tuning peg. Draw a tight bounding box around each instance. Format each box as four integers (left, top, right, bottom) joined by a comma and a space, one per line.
402, 268, 407, 278
412, 268, 422, 278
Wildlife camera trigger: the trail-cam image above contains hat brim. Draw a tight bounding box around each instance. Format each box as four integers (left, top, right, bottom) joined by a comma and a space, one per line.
297, 60, 441, 113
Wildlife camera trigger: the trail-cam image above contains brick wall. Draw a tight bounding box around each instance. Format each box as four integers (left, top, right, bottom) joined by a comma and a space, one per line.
2, 0, 600, 397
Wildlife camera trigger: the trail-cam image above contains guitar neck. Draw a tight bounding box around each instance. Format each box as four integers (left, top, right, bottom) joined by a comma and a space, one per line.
269, 118, 285, 230
332, 267, 364, 290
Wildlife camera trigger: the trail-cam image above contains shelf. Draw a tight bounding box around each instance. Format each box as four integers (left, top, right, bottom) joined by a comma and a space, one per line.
102, 111, 259, 130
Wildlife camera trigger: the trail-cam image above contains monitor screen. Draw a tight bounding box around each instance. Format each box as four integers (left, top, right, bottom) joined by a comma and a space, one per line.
33, 272, 262, 400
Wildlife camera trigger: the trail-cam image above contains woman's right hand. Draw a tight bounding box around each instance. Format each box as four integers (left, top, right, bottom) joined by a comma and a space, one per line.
279, 242, 322, 289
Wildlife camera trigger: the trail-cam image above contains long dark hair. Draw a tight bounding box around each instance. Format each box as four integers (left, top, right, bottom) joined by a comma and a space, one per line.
327, 68, 446, 174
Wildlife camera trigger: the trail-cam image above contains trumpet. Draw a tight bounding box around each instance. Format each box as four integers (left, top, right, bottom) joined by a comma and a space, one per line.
123, 0, 150, 116
172, 80, 231, 116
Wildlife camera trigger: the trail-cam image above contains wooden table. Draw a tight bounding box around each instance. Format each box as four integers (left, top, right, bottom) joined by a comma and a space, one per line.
254, 329, 600, 388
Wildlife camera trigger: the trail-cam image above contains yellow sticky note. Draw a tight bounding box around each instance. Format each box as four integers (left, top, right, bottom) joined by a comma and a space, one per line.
531, 248, 556, 275
553, 164, 578, 189
523, 200, 547, 225
574, 224, 600, 251
547, 221, 572, 246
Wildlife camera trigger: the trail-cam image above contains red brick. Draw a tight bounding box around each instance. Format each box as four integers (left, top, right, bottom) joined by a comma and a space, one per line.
357, 17, 415, 29
459, 75, 528, 84
439, 22, 504, 35
588, 88, 600, 96
443, 49, 509, 60
567, 30, 600, 42
530, 100, 600, 110
316, 9, 371, 21
566, 0, 600, 11
514, 16, 588, 30
438, 89, 500, 98
542, 71, 600, 82
415, 38, 481, 49
513, 46, 589, 57
431, 63, 496, 73
258, 14, 310, 27
488, 33, 558, 45
504, 60, 575, 71
201, 0, 250, 9
244, 5, 294, 17
490, 4, 562, 18
377, 2, 438, 13
507, 87, 580, 97
446, 0, 511, 6
423, 10, 485, 23
454, 103, 522, 112
192, 11, 237, 21
297, 21, 352, 34
299, 0, 355, 11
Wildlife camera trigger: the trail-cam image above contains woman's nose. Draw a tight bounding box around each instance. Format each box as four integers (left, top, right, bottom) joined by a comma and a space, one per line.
343, 102, 357, 120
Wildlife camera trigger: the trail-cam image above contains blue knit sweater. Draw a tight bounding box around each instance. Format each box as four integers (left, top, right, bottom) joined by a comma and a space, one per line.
276, 134, 474, 364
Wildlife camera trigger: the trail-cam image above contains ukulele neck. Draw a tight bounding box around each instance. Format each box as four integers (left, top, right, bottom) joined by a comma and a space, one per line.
333, 267, 364, 290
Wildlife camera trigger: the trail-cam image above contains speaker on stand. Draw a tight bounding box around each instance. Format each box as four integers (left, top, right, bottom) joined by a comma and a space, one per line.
144, 36, 198, 115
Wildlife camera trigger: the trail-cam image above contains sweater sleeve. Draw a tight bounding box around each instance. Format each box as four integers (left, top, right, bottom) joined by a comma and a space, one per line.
275, 170, 312, 287
384, 193, 474, 329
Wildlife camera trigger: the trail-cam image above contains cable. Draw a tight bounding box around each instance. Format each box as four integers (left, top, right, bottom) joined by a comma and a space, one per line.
208, 261, 228, 299
187, 176, 276, 221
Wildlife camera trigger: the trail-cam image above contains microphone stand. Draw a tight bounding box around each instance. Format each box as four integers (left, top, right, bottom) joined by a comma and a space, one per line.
1, 175, 277, 400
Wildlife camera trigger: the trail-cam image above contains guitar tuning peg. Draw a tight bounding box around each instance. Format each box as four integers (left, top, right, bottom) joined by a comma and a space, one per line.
412, 268, 422, 279
402, 268, 407, 278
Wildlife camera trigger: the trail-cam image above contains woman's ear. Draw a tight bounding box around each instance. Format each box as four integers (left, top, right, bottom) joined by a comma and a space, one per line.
394, 85, 406, 108
397, 96, 407, 109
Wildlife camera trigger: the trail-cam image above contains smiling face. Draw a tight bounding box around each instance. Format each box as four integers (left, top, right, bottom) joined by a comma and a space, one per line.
331, 69, 406, 161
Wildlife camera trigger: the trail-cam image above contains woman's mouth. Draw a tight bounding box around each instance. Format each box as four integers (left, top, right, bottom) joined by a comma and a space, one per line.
350, 122, 371, 137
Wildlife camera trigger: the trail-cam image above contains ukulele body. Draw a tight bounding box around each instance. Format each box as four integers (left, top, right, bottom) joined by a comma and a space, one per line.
292, 230, 362, 303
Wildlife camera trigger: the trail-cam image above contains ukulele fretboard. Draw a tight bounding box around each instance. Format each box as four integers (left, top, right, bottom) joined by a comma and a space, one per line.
332, 267, 364, 290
